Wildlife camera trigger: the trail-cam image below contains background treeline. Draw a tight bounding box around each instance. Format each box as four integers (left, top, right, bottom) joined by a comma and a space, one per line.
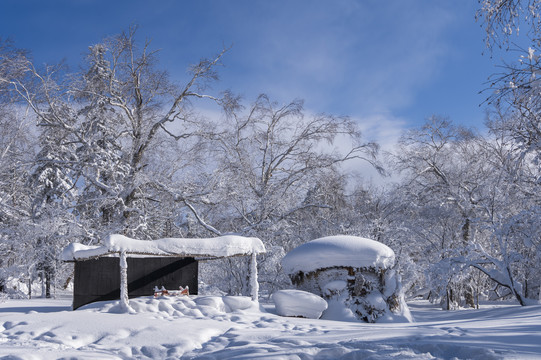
1, 1, 541, 307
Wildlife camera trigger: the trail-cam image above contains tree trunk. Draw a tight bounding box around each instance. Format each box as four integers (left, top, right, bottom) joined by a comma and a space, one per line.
45, 268, 51, 299
464, 285, 475, 308
444, 288, 451, 310
40, 271, 46, 298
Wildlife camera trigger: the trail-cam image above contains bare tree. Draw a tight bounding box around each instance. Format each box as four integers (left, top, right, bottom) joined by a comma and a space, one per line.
192, 94, 383, 295
0, 39, 39, 295
389, 114, 541, 306
390, 117, 479, 308
5, 27, 227, 239
477, 0, 541, 48
211, 94, 382, 240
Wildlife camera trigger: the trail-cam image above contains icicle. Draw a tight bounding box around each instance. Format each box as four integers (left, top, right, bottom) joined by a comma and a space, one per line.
250, 252, 259, 302
119, 251, 134, 313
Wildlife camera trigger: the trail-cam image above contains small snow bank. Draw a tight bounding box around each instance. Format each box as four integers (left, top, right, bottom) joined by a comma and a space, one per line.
272, 290, 328, 319
522, 297, 541, 306
81, 295, 259, 317
376, 300, 414, 323
321, 298, 359, 322
62, 234, 266, 261
282, 235, 395, 274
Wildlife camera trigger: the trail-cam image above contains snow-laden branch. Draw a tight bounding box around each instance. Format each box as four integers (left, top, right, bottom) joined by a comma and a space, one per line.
183, 200, 222, 236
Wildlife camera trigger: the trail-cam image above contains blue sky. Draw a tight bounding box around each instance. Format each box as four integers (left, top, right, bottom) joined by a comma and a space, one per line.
1, 1, 504, 150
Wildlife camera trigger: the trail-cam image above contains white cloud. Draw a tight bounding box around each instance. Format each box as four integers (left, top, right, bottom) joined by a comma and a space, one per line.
216, 1, 459, 120
152, 1, 474, 187
338, 113, 407, 187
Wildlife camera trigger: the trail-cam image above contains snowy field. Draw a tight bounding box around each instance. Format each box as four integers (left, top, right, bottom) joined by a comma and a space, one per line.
1, 295, 541, 359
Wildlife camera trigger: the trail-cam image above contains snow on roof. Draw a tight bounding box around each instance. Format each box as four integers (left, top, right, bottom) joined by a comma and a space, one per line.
61, 234, 266, 261
281, 235, 395, 274
61, 243, 111, 261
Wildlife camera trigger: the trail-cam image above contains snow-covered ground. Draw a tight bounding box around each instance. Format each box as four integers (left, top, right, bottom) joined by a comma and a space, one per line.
1, 295, 541, 359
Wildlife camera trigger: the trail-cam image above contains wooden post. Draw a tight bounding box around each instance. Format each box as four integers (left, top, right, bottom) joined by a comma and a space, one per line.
119, 251, 133, 313
250, 252, 259, 302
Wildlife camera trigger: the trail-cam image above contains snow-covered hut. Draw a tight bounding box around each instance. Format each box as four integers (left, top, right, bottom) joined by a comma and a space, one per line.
281, 235, 409, 323
62, 234, 266, 310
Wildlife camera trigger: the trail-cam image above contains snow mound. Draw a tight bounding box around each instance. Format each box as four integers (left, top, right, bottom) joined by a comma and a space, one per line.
82, 295, 258, 317
272, 289, 328, 319
62, 234, 265, 261
282, 235, 395, 274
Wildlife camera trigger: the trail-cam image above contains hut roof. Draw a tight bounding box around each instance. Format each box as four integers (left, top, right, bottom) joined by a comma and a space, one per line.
61, 234, 266, 261
281, 235, 395, 274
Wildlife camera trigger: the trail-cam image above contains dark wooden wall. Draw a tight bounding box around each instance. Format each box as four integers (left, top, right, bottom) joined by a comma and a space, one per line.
73, 257, 198, 310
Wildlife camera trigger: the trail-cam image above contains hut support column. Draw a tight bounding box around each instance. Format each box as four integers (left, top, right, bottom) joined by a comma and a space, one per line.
119, 251, 133, 313
250, 252, 259, 302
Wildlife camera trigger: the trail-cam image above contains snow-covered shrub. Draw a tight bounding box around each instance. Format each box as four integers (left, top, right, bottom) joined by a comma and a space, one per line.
0, 275, 31, 300
282, 235, 411, 323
